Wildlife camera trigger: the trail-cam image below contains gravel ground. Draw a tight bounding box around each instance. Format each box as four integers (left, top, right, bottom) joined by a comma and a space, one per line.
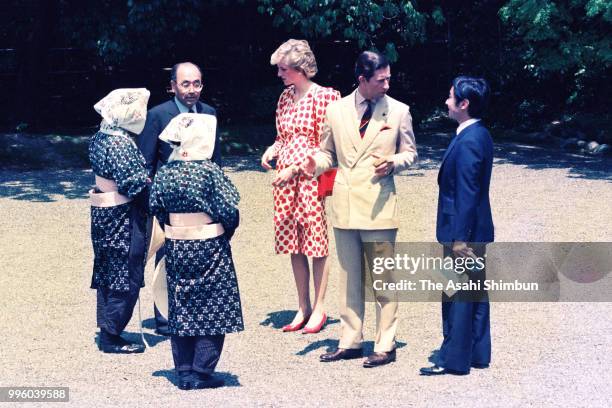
0, 135, 611, 407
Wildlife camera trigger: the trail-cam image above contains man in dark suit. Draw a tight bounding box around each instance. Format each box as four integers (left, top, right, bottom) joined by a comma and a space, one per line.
137, 62, 221, 335
420, 76, 494, 375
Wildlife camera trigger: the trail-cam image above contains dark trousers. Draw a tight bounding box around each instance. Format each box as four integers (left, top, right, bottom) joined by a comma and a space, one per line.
438, 245, 491, 373
96, 287, 139, 335
96, 204, 146, 336
171, 335, 225, 374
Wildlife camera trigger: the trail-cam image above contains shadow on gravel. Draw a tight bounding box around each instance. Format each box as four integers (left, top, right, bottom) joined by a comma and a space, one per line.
0, 169, 92, 202
100, 331, 168, 348
225, 132, 611, 182
492, 141, 612, 181
260, 310, 296, 329
416, 132, 612, 181
260, 310, 340, 330
142, 333, 169, 347
153, 369, 241, 388
295, 339, 407, 356
215, 372, 241, 387
295, 339, 338, 356
142, 318, 157, 330
1, 131, 608, 203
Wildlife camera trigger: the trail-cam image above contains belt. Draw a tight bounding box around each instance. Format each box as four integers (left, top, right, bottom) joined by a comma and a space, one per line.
89, 189, 132, 207
95, 175, 119, 192
164, 223, 225, 240
169, 212, 214, 226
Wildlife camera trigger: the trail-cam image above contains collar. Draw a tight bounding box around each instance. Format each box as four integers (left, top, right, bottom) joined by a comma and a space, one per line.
174, 97, 197, 113
456, 118, 480, 135
355, 89, 379, 107
289, 83, 317, 103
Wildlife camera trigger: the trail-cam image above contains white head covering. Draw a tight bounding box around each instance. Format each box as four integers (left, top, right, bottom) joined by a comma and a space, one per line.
94, 88, 150, 136
159, 113, 217, 161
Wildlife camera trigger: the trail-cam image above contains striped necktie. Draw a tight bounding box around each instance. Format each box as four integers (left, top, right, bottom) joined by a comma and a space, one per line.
359, 100, 373, 138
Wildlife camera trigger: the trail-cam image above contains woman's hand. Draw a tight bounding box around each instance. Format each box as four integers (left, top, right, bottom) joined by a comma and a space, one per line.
300, 154, 316, 178
272, 165, 299, 187
261, 148, 275, 170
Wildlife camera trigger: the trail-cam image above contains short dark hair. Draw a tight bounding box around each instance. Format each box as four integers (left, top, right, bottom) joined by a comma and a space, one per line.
170, 62, 202, 81
354, 51, 389, 82
452, 76, 490, 118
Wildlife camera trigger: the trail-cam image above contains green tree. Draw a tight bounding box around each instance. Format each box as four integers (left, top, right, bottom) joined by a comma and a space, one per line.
499, 0, 612, 108
256, 0, 428, 61
58, 0, 208, 64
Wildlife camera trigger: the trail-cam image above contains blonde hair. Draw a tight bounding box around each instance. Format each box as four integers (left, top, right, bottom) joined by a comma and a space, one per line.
270, 39, 318, 79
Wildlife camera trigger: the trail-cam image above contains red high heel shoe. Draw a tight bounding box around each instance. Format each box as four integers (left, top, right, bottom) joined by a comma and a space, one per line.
282, 314, 311, 332
302, 313, 327, 334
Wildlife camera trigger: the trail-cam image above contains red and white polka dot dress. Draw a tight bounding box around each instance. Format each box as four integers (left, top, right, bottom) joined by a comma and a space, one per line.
270, 84, 340, 257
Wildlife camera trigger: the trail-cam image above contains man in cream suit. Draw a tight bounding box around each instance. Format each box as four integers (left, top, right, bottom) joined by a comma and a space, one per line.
302, 51, 417, 367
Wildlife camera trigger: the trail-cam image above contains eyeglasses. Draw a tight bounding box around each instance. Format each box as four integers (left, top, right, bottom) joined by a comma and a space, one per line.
174, 80, 203, 91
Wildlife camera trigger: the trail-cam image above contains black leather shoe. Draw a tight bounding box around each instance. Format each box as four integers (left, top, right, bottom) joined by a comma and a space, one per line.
420, 365, 467, 376
320, 348, 363, 362
363, 349, 396, 368
192, 373, 224, 389
99, 340, 145, 354
98, 331, 145, 354
177, 371, 193, 390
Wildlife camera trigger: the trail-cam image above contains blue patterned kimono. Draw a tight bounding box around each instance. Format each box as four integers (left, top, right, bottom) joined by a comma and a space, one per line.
89, 131, 148, 292
149, 160, 244, 337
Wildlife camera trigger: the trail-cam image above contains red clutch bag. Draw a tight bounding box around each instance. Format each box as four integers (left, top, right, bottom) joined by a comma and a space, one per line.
317, 169, 337, 198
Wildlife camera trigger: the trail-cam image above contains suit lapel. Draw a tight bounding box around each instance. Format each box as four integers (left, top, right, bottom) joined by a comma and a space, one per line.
440, 134, 459, 168
438, 124, 480, 183
440, 122, 483, 166
166, 99, 181, 121
342, 90, 361, 152
354, 96, 389, 161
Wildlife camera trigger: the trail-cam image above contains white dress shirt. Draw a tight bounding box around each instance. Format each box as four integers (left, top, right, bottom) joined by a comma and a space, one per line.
355, 89, 377, 120
175, 97, 197, 113
456, 118, 480, 135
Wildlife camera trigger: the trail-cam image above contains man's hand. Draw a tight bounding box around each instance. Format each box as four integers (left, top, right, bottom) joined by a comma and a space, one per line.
272, 165, 298, 187
261, 148, 275, 170
372, 153, 394, 177
300, 154, 316, 179
452, 241, 476, 259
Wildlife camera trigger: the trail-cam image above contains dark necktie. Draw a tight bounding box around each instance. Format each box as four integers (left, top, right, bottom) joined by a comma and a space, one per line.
359, 100, 373, 138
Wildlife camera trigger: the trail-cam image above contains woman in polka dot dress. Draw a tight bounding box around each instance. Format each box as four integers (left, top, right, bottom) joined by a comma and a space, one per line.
261, 39, 340, 333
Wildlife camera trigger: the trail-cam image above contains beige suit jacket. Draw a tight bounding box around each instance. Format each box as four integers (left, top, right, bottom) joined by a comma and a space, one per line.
314, 90, 417, 230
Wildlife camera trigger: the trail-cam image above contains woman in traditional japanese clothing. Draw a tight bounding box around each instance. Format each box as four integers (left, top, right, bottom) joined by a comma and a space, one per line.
149, 113, 243, 390
89, 88, 150, 354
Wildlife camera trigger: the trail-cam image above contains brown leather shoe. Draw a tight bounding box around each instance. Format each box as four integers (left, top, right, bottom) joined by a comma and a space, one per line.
320, 348, 363, 362
363, 349, 396, 368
